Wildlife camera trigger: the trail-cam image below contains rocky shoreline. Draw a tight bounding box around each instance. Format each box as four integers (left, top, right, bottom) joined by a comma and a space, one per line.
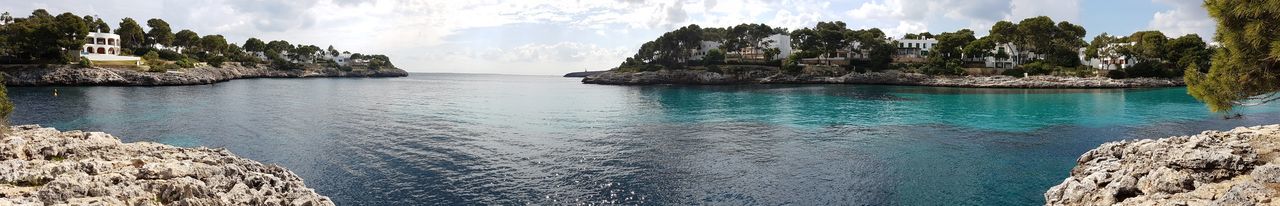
582, 70, 1184, 88
1045, 125, 1280, 205
0, 125, 333, 205
0, 63, 409, 86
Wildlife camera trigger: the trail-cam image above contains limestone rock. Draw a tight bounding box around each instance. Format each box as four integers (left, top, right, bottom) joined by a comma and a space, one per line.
0, 63, 408, 86
1046, 125, 1280, 205
0, 125, 333, 205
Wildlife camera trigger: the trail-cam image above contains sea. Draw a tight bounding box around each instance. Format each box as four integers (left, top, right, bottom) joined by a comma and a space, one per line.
10, 73, 1280, 205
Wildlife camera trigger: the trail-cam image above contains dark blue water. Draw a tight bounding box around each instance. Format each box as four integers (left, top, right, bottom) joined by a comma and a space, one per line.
10, 74, 1280, 205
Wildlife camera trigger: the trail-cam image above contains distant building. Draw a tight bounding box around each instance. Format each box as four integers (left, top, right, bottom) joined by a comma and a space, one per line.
323, 53, 354, 66
983, 43, 1017, 69
1080, 42, 1137, 70
688, 41, 724, 61
895, 38, 937, 58
81, 32, 141, 65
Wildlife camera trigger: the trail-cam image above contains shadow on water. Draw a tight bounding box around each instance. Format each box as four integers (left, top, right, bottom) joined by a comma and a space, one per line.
7, 75, 1280, 205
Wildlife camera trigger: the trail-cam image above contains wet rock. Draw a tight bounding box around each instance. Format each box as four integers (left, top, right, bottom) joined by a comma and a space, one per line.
0, 125, 333, 205
1046, 125, 1280, 205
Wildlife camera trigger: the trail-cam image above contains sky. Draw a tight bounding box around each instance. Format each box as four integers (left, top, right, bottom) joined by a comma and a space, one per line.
0, 0, 1215, 75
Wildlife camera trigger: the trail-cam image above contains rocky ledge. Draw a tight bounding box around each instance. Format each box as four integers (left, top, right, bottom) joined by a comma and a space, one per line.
582, 69, 1183, 88
0, 63, 409, 86
0, 125, 333, 205
1045, 125, 1280, 205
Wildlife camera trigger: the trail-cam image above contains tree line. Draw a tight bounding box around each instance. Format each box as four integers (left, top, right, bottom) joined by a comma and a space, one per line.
0, 9, 393, 71
614, 16, 1213, 79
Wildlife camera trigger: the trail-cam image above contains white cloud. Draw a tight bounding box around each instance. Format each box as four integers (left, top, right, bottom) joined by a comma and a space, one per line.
844, 0, 1014, 37
1010, 0, 1079, 23
1147, 0, 1214, 39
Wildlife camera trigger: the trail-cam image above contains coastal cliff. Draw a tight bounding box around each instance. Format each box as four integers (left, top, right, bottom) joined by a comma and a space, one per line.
1045, 125, 1280, 205
0, 125, 333, 205
0, 63, 409, 86
582, 69, 1184, 88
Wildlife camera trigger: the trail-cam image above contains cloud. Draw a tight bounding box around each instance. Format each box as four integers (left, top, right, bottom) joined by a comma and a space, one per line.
844, 0, 1015, 37
1010, 0, 1079, 23
1147, 0, 1214, 39
225, 0, 319, 32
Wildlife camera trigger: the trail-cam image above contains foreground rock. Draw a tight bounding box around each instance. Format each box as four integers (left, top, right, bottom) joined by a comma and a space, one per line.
1045, 125, 1280, 205
0, 63, 409, 86
583, 69, 1183, 88
0, 125, 333, 205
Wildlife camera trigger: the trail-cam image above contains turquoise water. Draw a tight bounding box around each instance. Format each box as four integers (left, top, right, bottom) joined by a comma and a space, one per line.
9, 74, 1280, 205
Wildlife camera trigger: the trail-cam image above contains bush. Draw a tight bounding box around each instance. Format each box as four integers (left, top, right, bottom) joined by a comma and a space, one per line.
1001, 68, 1027, 77
207, 56, 226, 68
0, 78, 12, 134
175, 58, 195, 68
78, 58, 93, 68
1019, 61, 1054, 75
1106, 70, 1127, 79
1120, 62, 1176, 78
782, 55, 802, 74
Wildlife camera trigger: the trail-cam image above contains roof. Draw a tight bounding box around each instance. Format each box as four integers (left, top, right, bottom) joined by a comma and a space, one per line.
87, 32, 120, 38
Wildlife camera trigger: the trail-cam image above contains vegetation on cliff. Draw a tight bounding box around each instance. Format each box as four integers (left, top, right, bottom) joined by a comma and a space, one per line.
1186, 0, 1280, 112
0, 9, 398, 73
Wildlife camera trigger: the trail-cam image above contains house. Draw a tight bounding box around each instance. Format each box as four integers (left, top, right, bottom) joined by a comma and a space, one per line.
322, 53, 355, 66
895, 38, 937, 58
798, 41, 867, 66
81, 32, 141, 66
983, 43, 1017, 69
688, 34, 792, 62
1079, 42, 1137, 70
687, 41, 723, 61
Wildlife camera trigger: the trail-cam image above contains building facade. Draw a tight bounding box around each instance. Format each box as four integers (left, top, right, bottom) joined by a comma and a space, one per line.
81, 32, 141, 65
82, 32, 121, 55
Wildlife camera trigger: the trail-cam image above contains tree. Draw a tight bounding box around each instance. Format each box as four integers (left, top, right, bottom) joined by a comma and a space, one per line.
53, 13, 90, 62
265, 40, 292, 54
1085, 33, 1120, 59
705, 48, 725, 65
327, 45, 339, 57
199, 35, 227, 55
93, 18, 109, 33
0, 77, 13, 134
1126, 31, 1168, 62
1185, 0, 1280, 112
174, 29, 199, 52
114, 18, 145, 50
962, 37, 996, 60
932, 29, 976, 59
145, 18, 173, 48
243, 38, 266, 52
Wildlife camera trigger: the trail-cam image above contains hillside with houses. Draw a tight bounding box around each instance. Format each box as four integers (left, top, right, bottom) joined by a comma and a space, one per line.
585, 16, 1211, 87
0, 9, 406, 86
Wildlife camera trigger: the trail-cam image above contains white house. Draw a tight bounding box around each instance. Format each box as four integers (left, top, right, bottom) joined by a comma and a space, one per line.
81, 32, 141, 64
1080, 42, 1137, 70
895, 38, 937, 58
983, 43, 1018, 69
323, 53, 355, 66
688, 41, 724, 61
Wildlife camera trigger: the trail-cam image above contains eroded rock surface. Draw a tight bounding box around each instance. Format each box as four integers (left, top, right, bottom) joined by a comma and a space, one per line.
0, 125, 333, 205
1045, 125, 1280, 206
0, 63, 408, 86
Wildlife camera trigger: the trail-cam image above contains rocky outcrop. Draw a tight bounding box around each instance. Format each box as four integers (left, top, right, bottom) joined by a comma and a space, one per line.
0, 125, 333, 205
1045, 125, 1280, 205
0, 63, 409, 86
583, 69, 1184, 88
562, 70, 607, 78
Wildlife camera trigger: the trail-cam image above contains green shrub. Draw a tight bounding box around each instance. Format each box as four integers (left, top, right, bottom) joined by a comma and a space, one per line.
175, 58, 195, 68
1106, 69, 1127, 79
78, 58, 93, 68
782, 55, 802, 74
0, 77, 13, 134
